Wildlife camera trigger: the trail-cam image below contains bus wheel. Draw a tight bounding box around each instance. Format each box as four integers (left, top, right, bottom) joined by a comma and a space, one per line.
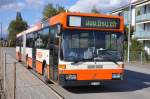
26, 58, 30, 69
43, 66, 50, 83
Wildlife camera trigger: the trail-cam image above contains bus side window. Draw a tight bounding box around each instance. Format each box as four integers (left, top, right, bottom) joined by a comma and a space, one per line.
35, 28, 49, 49
26, 34, 33, 47
26, 34, 29, 47
50, 48, 54, 55
35, 31, 43, 49
50, 27, 55, 44
42, 28, 49, 49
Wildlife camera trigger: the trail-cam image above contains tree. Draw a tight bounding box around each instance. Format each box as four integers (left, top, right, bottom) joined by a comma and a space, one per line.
8, 12, 28, 46
42, 4, 65, 20
42, 4, 57, 20
91, 6, 101, 14
124, 25, 135, 36
123, 25, 145, 61
130, 39, 144, 51
124, 25, 135, 51
57, 5, 66, 13
124, 25, 135, 42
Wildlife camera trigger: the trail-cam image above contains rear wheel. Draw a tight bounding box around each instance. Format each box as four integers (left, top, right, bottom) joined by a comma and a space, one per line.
26, 57, 30, 69
43, 65, 50, 83
18, 52, 22, 62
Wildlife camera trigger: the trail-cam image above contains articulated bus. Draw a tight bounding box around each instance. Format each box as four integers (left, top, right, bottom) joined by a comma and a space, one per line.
16, 12, 124, 86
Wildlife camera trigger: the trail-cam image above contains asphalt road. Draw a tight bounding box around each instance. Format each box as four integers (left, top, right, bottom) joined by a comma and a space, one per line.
4, 47, 150, 99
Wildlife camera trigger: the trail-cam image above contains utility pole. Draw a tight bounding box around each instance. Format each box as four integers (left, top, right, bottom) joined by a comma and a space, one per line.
127, 0, 132, 62
0, 22, 2, 46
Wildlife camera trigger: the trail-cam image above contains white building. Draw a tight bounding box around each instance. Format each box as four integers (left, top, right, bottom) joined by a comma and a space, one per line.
135, 0, 150, 55
111, 4, 136, 26
111, 0, 150, 56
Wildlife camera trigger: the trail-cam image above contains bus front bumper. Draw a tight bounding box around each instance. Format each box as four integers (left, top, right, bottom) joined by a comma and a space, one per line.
59, 74, 123, 86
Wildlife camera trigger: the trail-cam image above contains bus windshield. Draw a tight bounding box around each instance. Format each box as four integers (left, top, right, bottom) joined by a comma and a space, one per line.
61, 30, 123, 62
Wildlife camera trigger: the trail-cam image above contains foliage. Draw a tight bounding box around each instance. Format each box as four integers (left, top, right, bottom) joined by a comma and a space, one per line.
124, 39, 145, 61
124, 25, 135, 41
124, 25, 143, 51
42, 4, 65, 20
123, 25, 145, 61
8, 12, 28, 46
124, 25, 135, 51
130, 39, 144, 51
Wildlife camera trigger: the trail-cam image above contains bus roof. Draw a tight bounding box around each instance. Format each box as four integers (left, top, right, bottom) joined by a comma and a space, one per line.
17, 12, 124, 37
17, 22, 42, 37
49, 12, 124, 32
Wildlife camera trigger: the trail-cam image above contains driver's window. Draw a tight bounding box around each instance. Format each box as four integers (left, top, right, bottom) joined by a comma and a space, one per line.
105, 34, 117, 50
69, 33, 89, 48
69, 34, 79, 48
80, 33, 89, 48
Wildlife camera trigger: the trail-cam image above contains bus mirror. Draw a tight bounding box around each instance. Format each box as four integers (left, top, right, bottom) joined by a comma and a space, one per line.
56, 24, 61, 35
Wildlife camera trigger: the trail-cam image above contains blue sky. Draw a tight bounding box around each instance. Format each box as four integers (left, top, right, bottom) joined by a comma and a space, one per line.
0, 0, 133, 38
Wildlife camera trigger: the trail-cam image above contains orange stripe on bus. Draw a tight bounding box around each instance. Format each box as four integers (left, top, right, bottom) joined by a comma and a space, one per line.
36, 60, 43, 74
59, 69, 123, 80
27, 57, 50, 78
78, 73, 112, 80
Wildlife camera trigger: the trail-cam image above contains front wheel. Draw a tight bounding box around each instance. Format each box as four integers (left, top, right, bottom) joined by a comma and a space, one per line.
43, 67, 50, 83
26, 57, 30, 69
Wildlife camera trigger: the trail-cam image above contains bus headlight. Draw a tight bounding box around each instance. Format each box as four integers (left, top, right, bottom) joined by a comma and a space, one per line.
65, 74, 77, 80
112, 74, 121, 79
118, 64, 124, 68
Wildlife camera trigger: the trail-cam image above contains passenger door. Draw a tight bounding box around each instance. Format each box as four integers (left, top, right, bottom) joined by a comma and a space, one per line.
49, 27, 59, 81
32, 33, 37, 70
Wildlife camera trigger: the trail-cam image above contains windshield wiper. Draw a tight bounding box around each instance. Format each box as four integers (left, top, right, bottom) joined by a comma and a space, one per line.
72, 58, 92, 64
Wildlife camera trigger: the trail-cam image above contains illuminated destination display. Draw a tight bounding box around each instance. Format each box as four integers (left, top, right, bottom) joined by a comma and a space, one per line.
68, 16, 120, 29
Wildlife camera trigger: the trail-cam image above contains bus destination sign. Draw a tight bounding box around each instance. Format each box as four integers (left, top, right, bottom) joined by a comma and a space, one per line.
68, 16, 120, 29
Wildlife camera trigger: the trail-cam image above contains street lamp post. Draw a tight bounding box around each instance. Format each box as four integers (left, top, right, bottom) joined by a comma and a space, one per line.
127, 0, 132, 62
0, 22, 2, 46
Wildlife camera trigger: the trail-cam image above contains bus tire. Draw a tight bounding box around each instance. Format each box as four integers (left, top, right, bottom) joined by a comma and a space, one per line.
43, 65, 50, 83
26, 57, 30, 69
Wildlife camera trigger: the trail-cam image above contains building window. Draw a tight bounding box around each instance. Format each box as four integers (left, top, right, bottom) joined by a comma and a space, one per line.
136, 7, 141, 16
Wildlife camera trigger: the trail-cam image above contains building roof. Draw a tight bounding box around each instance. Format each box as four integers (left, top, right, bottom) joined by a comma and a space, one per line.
111, 0, 149, 13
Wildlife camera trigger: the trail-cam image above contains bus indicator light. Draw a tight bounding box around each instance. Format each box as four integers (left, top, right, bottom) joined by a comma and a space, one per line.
59, 64, 66, 69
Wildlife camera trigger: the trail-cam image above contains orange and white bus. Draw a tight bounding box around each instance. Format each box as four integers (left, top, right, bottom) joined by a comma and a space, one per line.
16, 12, 124, 86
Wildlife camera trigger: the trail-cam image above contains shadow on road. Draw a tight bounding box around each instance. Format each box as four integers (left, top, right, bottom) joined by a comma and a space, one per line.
64, 70, 150, 94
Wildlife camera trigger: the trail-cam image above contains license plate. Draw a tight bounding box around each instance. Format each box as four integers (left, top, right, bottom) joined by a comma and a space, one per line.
91, 82, 101, 86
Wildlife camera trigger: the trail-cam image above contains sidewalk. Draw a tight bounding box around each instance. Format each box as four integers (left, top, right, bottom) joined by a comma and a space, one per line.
4, 51, 58, 99
125, 62, 150, 74
125, 62, 150, 69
